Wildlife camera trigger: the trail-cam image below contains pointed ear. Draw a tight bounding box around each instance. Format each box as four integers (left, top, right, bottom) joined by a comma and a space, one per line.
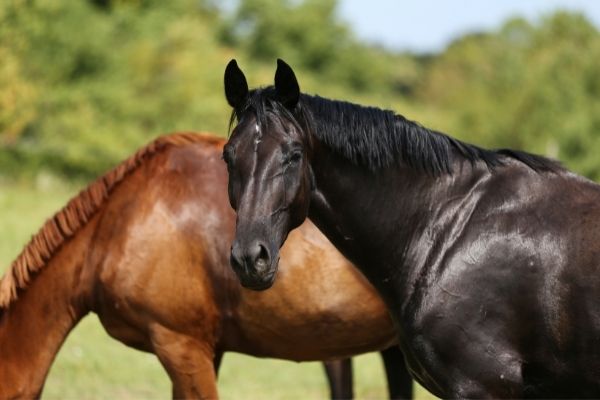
224, 59, 248, 109
274, 58, 300, 108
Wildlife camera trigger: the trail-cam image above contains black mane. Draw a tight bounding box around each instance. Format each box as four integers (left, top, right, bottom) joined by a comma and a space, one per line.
235, 87, 561, 175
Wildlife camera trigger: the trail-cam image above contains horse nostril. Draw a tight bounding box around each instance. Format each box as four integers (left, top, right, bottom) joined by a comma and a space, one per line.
253, 243, 270, 274
231, 241, 271, 276
230, 245, 244, 272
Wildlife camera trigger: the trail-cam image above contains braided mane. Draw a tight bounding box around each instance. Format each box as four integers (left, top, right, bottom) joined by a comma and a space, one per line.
0, 132, 222, 308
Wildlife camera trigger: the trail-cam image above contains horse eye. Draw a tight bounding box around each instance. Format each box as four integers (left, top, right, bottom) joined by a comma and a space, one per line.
222, 148, 234, 165
284, 150, 302, 165
290, 151, 302, 162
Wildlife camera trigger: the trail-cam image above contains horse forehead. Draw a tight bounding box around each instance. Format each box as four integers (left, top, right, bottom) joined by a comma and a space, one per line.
256, 135, 285, 163
229, 119, 258, 149
253, 123, 262, 147
233, 113, 292, 157
229, 131, 278, 172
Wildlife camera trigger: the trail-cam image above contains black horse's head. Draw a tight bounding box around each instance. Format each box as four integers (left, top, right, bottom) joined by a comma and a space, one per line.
223, 59, 313, 290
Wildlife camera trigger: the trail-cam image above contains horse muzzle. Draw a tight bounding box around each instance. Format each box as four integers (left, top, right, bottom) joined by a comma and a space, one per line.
230, 239, 278, 290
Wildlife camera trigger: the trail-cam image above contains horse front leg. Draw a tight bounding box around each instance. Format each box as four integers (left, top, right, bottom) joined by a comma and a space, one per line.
150, 325, 218, 400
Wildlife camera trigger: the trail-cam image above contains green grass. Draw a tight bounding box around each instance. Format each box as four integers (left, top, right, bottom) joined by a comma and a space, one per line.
0, 180, 436, 399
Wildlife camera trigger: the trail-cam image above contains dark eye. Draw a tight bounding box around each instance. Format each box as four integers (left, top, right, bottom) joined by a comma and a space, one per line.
222, 148, 234, 166
289, 151, 302, 163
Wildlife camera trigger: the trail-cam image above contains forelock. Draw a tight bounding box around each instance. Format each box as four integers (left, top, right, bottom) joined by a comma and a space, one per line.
232, 87, 310, 142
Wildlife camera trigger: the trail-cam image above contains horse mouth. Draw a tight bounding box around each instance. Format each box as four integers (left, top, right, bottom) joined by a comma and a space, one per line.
240, 271, 277, 291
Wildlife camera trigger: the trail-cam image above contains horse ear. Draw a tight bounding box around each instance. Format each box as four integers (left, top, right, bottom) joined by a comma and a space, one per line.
224, 59, 249, 109
274, 58, 300, 108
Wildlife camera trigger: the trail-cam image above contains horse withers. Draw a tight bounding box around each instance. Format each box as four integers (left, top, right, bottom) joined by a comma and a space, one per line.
223, 59, 600, 398
0, 133, 410, 399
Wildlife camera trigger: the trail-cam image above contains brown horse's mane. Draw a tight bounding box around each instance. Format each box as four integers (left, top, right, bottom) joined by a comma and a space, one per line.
0, 132, 224, 309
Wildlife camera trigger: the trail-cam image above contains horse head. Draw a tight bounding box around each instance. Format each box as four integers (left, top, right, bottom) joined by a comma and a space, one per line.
223, 59, 314, 290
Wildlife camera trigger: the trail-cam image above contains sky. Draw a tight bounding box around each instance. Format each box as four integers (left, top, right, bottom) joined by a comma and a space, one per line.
338, 0, 600, 52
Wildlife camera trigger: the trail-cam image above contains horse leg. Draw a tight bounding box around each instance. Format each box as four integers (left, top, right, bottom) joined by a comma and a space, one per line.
323, 358, 353, 399
380, 346, 412, 399
150, 324, 218, 399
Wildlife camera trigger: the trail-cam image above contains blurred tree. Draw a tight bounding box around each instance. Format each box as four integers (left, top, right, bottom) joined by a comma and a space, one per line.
0, 0, 599, 183
220, 0, 409, 92
222, 0, 346, 69
0, 0, 231, 180
419, 11, 600, 179
0, 48, 37, 146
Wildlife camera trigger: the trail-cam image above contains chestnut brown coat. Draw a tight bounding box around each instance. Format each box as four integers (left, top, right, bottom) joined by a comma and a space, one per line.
0, 133, 399, 399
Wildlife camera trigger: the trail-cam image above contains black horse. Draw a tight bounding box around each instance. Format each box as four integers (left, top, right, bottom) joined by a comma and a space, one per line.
222, 58, 600, 398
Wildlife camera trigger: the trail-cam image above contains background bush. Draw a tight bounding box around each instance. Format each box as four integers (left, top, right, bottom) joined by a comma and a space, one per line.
1, 0, 599, 181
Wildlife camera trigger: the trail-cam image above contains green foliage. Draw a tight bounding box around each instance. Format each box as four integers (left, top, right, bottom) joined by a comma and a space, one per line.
0, 0, 599, 181
0, 0, 232, 180
220, 0, 406, 91
223, 0, 347, 69
419, 12, 600, 179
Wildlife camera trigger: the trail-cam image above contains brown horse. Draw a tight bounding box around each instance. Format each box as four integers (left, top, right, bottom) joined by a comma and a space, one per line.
0, 133, 410, 399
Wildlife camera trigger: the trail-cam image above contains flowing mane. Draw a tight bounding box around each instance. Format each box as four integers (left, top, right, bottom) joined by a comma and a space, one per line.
0, 132, 222, 308
239, 88, 562, 175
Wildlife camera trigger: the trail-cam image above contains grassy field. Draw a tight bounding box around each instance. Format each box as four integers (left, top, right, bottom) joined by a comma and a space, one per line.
0, 179, 436, 399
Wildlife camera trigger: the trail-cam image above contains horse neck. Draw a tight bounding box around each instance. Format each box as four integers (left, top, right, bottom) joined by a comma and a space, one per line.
0, 221, 95, 398
307, 139, 487, 303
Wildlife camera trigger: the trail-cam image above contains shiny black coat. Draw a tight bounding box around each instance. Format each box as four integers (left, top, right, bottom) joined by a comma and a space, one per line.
223, 58, 600, 398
